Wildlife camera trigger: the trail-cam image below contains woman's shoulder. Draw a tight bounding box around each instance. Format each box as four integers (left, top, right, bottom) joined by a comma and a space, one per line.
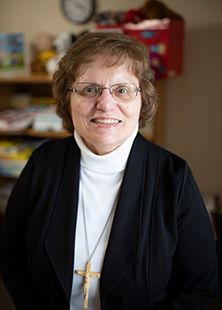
137, 133, 188, 172
34, 135, 75, 151
30, 135, 78, 164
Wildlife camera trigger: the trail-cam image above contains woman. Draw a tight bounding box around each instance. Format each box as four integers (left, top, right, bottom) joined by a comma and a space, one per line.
0, 32, 217, 310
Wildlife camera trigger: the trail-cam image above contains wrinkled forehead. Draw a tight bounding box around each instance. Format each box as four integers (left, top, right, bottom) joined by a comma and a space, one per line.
79, 52, 135, 76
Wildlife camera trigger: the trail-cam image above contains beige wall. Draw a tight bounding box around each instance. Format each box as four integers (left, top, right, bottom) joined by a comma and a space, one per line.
1, 0, 222, 209
163, 0, 222, 210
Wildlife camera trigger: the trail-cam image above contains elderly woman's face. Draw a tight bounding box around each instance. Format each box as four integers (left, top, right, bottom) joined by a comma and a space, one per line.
70, 54, 141, 155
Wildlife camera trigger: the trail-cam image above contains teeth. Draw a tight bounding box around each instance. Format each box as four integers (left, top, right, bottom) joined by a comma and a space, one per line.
93, 119, 120, 124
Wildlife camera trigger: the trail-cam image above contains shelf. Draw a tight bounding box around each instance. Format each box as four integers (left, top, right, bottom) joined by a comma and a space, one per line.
25, 128, 71, 139
0, 74, 51, 84
0, 128, 71, 139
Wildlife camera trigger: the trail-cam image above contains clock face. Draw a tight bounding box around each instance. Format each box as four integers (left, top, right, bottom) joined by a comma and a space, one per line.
61, 0, 96, 24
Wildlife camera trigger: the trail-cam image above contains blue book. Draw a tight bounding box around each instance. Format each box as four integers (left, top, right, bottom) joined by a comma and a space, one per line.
0, 32, 25, 72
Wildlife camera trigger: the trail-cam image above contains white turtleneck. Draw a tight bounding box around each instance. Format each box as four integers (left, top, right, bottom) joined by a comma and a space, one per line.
70, 127, 138, 310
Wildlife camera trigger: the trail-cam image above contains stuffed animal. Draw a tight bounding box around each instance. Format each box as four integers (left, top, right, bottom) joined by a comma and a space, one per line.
123, 0, 183, 24
143, 0, 182, 20
46, 32, 76, 76
30, 33, 56, 74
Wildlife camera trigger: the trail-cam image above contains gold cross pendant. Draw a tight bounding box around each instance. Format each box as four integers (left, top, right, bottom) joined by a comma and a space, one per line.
75, 261, 101, 310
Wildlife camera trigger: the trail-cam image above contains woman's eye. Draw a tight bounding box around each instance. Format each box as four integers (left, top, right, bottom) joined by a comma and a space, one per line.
84, 86, 97, 94
116, 87, 129, 94
116, 86, 129, 94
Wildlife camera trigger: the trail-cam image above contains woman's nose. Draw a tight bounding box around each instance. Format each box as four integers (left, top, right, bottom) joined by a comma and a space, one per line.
95, 88, 115, 110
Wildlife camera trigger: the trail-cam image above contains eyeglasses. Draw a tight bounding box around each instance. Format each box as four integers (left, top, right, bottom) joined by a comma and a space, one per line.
69, 82, 141, 103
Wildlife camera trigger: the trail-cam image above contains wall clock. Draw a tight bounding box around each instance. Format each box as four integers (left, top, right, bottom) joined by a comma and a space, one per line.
60, 0, 96, 24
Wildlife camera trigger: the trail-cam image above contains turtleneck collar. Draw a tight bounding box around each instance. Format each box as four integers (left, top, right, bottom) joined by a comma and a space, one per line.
74, 127, 138, 174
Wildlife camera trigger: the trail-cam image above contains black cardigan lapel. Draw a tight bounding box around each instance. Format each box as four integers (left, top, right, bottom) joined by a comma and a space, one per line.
100, 134, 148, 299
44, 141, 80, 299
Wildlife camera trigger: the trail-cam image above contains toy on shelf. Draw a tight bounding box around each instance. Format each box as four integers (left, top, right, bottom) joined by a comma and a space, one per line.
123, 0, 183, 24
46, 32, 76, 76
30, 33, 56, 74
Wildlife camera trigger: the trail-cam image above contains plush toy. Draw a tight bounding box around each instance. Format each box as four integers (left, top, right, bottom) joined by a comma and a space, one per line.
143, 0, 183, 20
30, 33, 56, 74
46, 32, 76, 76
123, 0, 183, 24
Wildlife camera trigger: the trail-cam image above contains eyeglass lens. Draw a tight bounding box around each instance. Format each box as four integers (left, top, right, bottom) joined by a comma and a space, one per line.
72, 83, 140, 102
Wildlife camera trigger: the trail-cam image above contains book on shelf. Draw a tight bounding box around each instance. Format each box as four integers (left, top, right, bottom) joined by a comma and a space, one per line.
0, 138, 45, 177
0, 32, 26, 76
0, 109, 33, 131
30, 105, 63, 132
0, 105, 63, 133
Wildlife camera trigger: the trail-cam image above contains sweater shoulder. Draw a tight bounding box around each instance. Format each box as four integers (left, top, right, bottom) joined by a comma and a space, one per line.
30, 136, 78, 165
137, 134, 188, 173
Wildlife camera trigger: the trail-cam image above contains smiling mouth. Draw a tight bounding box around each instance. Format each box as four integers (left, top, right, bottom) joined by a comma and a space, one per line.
91, 118, 121, 125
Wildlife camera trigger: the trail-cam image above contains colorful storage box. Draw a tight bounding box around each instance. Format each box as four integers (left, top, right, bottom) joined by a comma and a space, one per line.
96, 19, 185, 79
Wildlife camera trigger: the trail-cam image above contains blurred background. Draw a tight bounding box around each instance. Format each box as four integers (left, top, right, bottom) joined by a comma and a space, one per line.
0, 0, 221, 309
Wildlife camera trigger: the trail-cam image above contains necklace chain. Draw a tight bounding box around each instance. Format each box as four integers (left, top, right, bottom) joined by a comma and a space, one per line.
82, 183, 119, 262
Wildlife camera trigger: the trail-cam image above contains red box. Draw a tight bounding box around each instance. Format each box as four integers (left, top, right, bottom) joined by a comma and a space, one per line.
123, 19, 185, 79
96, 19, 185, 80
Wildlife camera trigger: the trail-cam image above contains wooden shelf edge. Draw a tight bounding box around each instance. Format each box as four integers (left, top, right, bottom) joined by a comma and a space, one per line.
0, 129, 71, 139
0, 74, 51, 84
25, 129, 71, 139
